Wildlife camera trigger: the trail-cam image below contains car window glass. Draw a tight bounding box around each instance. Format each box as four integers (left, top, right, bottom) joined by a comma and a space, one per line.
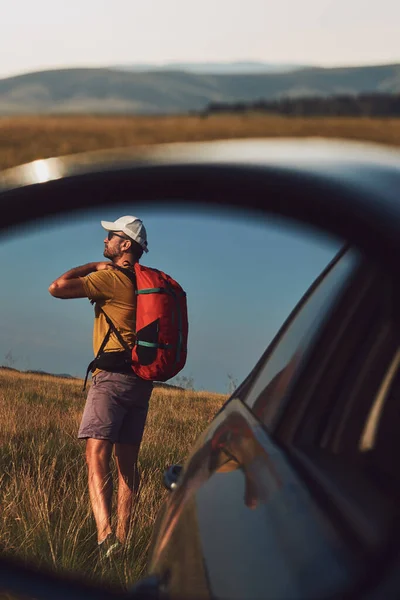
244, 250, 360, 429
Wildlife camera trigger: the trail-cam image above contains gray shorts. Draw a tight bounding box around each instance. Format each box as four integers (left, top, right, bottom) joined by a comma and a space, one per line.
78, 371, 153, 445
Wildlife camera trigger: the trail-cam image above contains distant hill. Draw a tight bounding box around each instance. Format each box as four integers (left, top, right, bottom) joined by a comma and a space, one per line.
26, 369, 78, 379
0, 366, 79, 380
112, 61, 310, 74
1, 63, 400, 115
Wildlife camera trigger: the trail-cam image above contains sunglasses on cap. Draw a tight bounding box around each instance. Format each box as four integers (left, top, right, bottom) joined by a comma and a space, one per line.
107, 231, 129, 241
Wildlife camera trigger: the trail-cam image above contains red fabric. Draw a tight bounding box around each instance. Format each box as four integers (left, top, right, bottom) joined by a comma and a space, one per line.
131, 264, 188, 381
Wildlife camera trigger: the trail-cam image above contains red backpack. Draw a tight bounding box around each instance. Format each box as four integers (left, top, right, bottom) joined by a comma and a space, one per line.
130, 263, 188, 380
85, 263, 188, 386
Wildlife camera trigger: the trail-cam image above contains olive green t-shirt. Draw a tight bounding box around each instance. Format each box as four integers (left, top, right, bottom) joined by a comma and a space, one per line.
81, 269, 136, 375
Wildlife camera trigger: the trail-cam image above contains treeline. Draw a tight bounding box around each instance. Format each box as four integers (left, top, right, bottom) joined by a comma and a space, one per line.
203, 93, 400, 117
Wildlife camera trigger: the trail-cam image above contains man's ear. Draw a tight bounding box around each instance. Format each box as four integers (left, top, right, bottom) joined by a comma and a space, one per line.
122, 239, 132, 252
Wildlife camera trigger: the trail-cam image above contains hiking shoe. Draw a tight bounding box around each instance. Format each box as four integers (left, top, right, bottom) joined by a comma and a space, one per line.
98, 532, 122, 564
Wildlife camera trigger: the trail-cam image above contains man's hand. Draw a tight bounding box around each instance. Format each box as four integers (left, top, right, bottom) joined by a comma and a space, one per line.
95, 262, 117, 271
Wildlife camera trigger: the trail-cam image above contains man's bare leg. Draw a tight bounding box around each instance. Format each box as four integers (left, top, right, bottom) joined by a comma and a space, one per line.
114, 443, 140, 545
86, 439, 113, 543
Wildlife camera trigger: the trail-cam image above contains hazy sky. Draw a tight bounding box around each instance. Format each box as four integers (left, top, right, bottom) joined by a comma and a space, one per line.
1, 0, 400, 78
0, 205, 340, 393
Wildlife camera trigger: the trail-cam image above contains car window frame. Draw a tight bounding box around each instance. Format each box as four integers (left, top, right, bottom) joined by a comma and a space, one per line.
233, 244, 361, 429
274, 258, 384, 445
276, 262, 399, 452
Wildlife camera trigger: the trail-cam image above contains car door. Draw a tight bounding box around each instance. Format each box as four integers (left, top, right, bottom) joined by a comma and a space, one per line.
147, 244, 399, 600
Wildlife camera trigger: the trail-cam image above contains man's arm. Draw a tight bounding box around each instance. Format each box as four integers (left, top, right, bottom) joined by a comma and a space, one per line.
49, 262, 114, 299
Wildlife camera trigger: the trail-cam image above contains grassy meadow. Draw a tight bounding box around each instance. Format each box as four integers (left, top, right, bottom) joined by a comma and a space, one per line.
2, 114, 400, 170
0, 367, 227, 593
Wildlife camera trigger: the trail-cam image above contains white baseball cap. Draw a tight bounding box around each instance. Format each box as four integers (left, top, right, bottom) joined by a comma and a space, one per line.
101, 215, 149, 253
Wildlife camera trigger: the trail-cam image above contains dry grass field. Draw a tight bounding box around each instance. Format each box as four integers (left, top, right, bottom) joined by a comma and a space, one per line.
1, 114, 400, 171
0, 367, 227, 592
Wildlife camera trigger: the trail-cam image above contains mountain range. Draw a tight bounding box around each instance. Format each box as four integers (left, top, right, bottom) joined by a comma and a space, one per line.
0, 62, 399, 115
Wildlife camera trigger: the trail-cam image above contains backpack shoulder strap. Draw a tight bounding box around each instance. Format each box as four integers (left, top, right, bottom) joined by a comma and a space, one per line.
83, 322, 113, 391
112, 264, 137, 287
97, 306, 131, 353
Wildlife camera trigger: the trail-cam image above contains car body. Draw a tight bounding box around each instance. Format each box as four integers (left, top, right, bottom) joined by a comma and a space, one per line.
1, 138, 400, 599
147, 244, 400, 599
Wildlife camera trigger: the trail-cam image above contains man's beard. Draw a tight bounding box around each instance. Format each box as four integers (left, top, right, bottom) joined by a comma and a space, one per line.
103, 246, 120, 260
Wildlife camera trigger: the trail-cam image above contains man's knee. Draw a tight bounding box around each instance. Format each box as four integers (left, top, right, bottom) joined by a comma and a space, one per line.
115, 441, 139, 458
114, 443, 140, 476
85, 438, 113, 467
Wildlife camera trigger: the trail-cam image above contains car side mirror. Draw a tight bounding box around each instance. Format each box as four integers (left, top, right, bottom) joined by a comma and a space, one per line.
163, 465, 183, 491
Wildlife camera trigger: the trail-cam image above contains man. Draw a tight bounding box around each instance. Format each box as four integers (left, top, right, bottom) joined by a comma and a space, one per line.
49, 215, 153, 560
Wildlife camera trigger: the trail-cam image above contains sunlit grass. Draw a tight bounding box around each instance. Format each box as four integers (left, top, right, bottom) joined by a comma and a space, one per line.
0, 368, 227, 590
1, 114, 400, 170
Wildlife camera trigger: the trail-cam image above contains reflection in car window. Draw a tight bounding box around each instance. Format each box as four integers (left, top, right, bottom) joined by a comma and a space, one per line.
245, 250, 360, 430
360, 348, 400, 482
